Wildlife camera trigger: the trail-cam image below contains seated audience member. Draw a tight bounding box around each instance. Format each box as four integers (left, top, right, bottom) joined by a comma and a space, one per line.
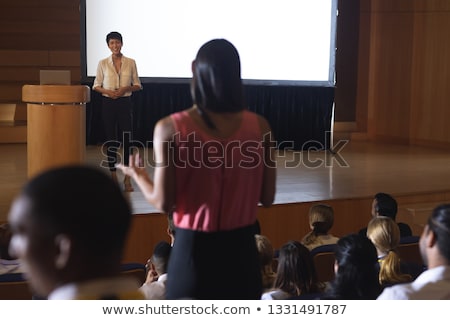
323, 234, 382, 300
140, 241, 172, 299
301, 204, 339, 251
359, 193, 412, 238
367, 216, 414, 287
7, 165, 144, 300
262, 241, 324, 300
378, 204, 450, 299
255, 234, 277, 292
0, 222, 24, 275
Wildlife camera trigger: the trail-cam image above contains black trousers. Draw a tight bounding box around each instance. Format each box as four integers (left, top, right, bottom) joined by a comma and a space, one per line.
101, 96, 133, 171
166, 224, 262, 300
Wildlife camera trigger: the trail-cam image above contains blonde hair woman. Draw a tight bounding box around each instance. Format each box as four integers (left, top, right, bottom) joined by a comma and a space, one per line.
255, 234, 277, 291
367, 216, 412, 287
301, 204, 339, 251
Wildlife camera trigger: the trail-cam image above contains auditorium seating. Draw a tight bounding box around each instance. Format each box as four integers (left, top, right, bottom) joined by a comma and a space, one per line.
310, 244, 337, 283
397, 236, 423, 266
0, 273, 33, 300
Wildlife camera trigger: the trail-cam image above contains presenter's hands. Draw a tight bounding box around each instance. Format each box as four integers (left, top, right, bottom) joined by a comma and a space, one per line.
106, 87, 129, 99
114, 87, 129, 97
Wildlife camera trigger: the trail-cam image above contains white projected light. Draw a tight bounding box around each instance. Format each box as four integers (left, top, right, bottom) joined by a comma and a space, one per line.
82, 0, 337, 86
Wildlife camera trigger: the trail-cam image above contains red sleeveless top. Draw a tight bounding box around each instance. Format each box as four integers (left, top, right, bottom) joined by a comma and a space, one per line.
170, 110, 264, 232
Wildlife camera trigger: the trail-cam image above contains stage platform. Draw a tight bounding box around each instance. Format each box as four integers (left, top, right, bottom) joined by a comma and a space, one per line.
2, 141, 450, 263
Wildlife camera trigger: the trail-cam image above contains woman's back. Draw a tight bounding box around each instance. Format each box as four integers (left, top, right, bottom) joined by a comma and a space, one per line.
117, 38, 276, 300
171, 108, 266, 231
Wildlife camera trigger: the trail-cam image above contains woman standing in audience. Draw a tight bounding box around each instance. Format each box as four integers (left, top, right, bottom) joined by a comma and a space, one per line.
262, 241, 325, 299
323, 234, 382, 299
117, 38, 276, 299
367, 216, 414, 287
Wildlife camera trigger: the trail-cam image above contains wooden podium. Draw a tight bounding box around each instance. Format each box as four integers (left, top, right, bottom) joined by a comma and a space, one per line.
22, 85, 90, 178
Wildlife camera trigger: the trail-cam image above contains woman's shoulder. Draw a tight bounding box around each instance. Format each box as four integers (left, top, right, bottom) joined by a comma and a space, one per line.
121, 55, 137, 63
242, 110, 272, 138
154, 115, 177, 141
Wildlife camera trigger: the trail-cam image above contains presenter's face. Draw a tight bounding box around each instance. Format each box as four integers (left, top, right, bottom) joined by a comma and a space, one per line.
108, 39, 122, 55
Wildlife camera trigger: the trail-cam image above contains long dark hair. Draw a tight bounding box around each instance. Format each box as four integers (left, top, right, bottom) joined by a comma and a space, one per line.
325, 234, 382, 299
190, 39, 246, 129
274, 240, 321, 296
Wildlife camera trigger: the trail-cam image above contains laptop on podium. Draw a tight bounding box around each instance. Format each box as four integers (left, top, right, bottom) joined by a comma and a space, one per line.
39, 70, 71, 85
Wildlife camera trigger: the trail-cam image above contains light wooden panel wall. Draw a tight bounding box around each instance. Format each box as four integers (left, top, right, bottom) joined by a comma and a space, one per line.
410, 6, 450, 147
0, 0, 81, 103
355, 0, 450, 148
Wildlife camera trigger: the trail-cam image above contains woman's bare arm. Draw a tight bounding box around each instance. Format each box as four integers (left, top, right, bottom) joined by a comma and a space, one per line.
117, 116, 176, 213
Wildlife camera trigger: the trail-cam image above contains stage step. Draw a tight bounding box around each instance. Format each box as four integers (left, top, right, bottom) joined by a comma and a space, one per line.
0, 103, 27, 143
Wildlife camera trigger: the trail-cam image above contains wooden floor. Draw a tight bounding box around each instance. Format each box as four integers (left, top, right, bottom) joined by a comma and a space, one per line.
2, 141, 450, 218
2, 140, 450, 262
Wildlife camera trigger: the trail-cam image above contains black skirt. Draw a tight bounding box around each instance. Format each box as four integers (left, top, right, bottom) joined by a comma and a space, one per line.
166, 224, 262, 300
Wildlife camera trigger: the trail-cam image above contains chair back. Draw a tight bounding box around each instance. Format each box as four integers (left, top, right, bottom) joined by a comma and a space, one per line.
397, 236, 423, 266
0, 273, 33, 299
310, 244, 337, 283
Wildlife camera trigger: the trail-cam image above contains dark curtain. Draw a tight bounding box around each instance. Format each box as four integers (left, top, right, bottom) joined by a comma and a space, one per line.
85, 82, 334, 150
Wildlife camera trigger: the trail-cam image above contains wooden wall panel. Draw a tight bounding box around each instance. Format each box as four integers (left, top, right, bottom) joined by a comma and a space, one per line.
334, 0, 360, 122
414, 0, 450, 11
0, 0, 80, 104
410, 11, 450, 145
370, 0, 415, 11
0, 50, 49, 66
355, 0, 450, 148
367, 12, 414, 143
49, 51, 81, 67
0, 6, 79, 22
0, 34, 81, 51
0, 84, 23, 102
355, 11, 371, 133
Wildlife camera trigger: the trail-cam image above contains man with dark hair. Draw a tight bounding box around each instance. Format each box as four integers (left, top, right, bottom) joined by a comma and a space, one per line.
378, 204, 450, 299
359, 192, 412, 237
140, 241, 172, 299
373, 192, 398, 219
7, 165, 144, 299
